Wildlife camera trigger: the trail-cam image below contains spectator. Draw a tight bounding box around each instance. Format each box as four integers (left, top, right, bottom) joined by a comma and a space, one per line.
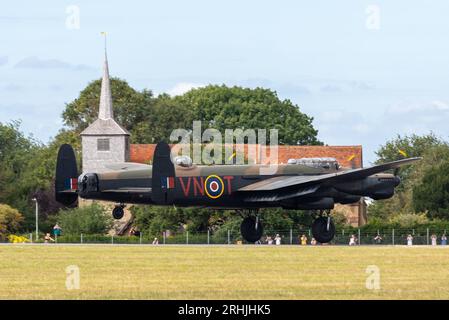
310, 238, 317, 245
300, 234, 308, 246
431, 234, 437, 246
152, 237, 159, 245
266, 236, 273, 245
407, 234, 413, 246
274, 234, 282, 245
53, 223, 62, 237
44, 233, 55, 243
441, 234, 447, 246
373, 234, 383, 244
349, 234, 357, 246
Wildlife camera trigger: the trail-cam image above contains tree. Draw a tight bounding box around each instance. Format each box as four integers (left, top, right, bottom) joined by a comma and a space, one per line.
0, 204, 24, 240
375, 133, 445, 183
369, 135, 449, 219
175, 85, 322, 145
131, 205, 185, 236
131, 93, 194, 143
413, 160, 449, 219
62, 78, 155, 134
0, 121, 44, 227
56, 203, 113, 234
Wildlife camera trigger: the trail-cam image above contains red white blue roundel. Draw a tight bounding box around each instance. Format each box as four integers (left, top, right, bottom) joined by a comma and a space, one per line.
204, 175, 224, 199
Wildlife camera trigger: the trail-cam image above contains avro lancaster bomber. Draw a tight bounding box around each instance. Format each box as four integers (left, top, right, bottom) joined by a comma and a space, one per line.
55, 142, 420, 243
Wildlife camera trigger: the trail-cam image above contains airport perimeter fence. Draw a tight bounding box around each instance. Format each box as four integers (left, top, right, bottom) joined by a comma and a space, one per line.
3, 228, 448, 245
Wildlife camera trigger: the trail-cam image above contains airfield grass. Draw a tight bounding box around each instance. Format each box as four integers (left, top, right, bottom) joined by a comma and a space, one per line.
1, 244, 449, 300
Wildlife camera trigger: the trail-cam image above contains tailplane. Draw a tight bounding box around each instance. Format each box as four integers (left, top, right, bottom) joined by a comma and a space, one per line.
55, 144, 79, 206
151, 141, 176, 205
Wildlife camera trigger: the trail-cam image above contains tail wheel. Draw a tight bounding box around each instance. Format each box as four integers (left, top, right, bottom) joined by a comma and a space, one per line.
112, 206, 125, 220
312, 216, 335, 243
240, 217, 263, 243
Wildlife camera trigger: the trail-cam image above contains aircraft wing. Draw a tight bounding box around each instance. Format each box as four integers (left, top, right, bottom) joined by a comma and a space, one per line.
102, 187, 152, 193
238, 157, 421, 201
104, 162, 151, 171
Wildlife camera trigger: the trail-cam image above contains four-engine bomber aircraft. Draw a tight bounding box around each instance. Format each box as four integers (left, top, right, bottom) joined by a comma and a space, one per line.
55, 142, 420, 243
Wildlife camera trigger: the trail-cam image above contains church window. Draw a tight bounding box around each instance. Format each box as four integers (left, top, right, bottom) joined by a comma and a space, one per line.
97, 138, 110, 151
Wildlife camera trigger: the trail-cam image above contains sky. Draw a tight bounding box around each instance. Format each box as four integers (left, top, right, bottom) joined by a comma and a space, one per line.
1, 0, 449, 164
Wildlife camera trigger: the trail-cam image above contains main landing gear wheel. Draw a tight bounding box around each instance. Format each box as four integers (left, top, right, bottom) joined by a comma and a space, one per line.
312, 216, 335, 243
112, 205, 125, 220
240, 216, 264, 243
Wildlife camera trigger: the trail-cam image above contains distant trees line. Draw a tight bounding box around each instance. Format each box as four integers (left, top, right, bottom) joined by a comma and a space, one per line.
1, 78, 448, 239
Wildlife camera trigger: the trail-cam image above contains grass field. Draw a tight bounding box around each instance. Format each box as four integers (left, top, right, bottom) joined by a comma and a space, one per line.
1, 244, 449, 299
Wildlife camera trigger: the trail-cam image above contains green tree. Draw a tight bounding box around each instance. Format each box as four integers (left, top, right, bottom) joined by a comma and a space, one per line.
375, 133, 444, 182
0, 121, 44, 227
131, 93, 194, 143
0, 122, 82, 231
62, 77, 155, 134
131, 205, 185, 236
413, 160, 449, 219
369, 136, 449, 220
175, 85, 322, 145
0, 204, 24, 240
56, 203, 113, 234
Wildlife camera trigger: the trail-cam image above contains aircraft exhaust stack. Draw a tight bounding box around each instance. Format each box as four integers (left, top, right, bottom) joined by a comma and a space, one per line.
55, 144, 79, 206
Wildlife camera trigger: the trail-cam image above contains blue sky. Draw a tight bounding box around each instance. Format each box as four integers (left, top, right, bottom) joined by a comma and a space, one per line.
1, 0, 449, 164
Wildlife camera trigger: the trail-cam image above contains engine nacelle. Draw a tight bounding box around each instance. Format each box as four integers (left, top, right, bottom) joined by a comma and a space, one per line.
336, 195, 362, 204
334, 173, 400, 199
281, 197, 334, 210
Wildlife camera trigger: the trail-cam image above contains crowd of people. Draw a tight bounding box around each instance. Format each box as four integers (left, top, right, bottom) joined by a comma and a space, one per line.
406, 233, 447, 246
259, 232, 449, 246
263, 234, 318, 246
37, 223, 449, 246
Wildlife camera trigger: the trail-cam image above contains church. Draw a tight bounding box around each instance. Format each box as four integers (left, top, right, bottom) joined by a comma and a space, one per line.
80, 52, 367, 229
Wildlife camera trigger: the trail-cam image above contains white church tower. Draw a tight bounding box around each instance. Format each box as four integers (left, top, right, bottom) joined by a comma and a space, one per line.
80, 49, 130, 173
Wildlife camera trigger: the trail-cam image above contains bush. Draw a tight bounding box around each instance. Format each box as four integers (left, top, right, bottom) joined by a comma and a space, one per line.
56, 203, 113, 235
389, 213, 429, 227
0, 204, 24, 240
8, 234, 29, 243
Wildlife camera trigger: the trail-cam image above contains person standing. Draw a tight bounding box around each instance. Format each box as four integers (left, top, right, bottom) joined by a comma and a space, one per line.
349, 234, 357, 246
407, 234, 413, 246
275, 234, 282, 245
441, 234, 447, 246
53, 223, 62, 237
300, 234, 308, 245
266, 236, 273, 245
431, 234, 437, 246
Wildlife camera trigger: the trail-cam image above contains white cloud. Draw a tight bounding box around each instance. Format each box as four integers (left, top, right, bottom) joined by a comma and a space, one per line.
386, 100, 449, 115
320, 84, 342, 93
353, 123, 371, 134
0, 56, 8, 66
167, 82, 206, 96
14, 56, 93, 71
431, 100, 449, 111
321, 110, 344, 122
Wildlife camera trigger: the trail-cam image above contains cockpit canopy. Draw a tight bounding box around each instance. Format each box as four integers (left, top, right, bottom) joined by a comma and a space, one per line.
174, 155, 193, 167
287, 157, 339, 170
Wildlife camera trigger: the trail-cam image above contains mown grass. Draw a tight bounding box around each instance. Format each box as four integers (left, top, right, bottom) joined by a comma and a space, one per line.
1, 244, 449, 299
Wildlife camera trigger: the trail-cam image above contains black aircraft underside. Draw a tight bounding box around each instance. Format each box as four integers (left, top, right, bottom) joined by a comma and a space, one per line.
55, 142, 420, 244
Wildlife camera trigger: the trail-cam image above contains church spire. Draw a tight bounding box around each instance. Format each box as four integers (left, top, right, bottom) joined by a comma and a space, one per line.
98, 32, 113, 120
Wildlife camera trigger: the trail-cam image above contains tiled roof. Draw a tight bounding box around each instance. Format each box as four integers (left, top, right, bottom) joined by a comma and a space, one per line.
80, 118, 130, 136
130, 144, 363, 168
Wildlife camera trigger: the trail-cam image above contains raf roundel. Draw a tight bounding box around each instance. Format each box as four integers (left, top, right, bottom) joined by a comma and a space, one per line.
204, 175, 225, 199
